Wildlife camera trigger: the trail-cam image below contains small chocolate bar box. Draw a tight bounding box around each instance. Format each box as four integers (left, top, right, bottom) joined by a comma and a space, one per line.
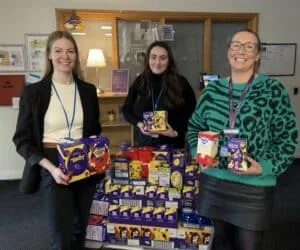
227, 138, 248, 172
143, 110, 168, 132
172, 149, 186, 168
143, 111, 154, 131
131, 206, 142, 224
153, 144, 173, 164
113, 157, 130, 179
170, 169, 183, 189
129, 160, 142, 179
141, 225, 177, 246
177, 225, 214, 249
107, 223, 141, 245
86, 215, 107, 242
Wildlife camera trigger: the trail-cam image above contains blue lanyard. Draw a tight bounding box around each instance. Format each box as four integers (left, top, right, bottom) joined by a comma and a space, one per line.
51, 80, 77, 138
151, 84, 165, 111
228, 74, 254, 129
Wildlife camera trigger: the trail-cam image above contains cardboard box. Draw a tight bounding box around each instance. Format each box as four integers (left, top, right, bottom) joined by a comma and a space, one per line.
141, 225, 177, 248
143, 110, 168, 132
227, 138, 248, 172
196, 131, 219, 166
57, 138, 89, 183
86, 215, 107, 242
107, 223, 141, 246
85, 135, 110, 175
176, 225, 214, 250
57, 136, 110, 183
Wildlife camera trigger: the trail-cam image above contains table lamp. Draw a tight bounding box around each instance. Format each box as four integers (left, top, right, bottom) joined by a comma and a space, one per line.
87, 48, 106, 95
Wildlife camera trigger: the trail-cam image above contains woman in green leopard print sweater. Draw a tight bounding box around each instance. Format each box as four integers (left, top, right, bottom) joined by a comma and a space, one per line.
187, 29, 298, 250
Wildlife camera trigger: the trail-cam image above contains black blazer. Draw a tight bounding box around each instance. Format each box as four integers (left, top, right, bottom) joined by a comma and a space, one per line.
13, 75, 101, 194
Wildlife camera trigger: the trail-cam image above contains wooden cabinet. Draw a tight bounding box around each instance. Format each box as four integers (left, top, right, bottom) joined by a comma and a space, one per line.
98, 91, 133, 154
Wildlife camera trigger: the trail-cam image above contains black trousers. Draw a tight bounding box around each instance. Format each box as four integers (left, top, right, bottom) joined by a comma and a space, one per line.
41, 148, 96, 250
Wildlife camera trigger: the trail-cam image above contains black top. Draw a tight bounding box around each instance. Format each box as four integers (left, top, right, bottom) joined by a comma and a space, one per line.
122, 73, 196, 148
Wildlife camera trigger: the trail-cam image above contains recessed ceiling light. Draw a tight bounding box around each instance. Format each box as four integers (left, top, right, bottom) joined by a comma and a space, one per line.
71, 32, 86, 36
101, 26, 112, 30
105, 33, 112, 37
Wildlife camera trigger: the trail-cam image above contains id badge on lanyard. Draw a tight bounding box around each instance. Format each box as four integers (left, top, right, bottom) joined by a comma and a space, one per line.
219, 75, 254, 157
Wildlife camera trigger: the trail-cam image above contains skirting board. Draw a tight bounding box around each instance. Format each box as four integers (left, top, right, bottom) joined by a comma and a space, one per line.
0, 169, 22, 180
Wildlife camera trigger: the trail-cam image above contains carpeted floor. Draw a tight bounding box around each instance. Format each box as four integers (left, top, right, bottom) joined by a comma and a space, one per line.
0, 181, 48, 250
0, 160, 299, 250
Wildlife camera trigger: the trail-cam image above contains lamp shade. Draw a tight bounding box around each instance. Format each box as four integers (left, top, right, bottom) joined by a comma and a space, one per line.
87, 49, 106, 67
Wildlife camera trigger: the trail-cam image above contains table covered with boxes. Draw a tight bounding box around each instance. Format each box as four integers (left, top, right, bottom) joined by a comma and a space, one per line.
86, 144, 214, 250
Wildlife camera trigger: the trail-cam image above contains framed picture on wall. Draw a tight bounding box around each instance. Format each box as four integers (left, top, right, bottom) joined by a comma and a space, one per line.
0, 44, 25, 72
25, 33, 48, 72
111, 68, 129, 93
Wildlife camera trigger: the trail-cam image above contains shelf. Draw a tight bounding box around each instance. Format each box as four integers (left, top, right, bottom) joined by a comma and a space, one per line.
97, 90, 133, 152
85, 240, 102, 249
84, 241, 146, 250
85, 241, 211, 250
101, 120, 131, 128
98, 91, 127, 98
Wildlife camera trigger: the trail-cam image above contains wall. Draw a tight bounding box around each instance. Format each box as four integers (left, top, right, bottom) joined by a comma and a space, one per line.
1, 0, 299, 179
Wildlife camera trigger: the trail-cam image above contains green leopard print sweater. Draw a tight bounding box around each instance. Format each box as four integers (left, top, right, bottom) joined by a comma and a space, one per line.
187, 74, 298, 187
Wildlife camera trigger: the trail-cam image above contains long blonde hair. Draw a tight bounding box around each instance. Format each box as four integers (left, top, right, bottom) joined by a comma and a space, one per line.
44, 31, 83, 79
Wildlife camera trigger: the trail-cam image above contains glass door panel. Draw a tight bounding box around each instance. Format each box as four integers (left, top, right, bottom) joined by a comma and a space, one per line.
118, 20, 160, 84
211, 22, 248, 77
165, 21, 204, 91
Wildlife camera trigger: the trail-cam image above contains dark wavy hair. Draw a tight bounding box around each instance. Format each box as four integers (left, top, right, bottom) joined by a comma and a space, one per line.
44, 30, 83, 80
135, 41, 184, 107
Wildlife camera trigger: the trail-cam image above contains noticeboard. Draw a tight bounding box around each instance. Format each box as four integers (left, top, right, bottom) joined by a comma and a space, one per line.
260, 43, 297, 76
0, 75, 25, 105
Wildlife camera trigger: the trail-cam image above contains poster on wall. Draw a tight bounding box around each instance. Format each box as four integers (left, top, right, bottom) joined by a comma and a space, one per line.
0, 44, 25, 72
111, 68, 129, 93
25, 33, 48, 72
161, 25, 174, 41
0, 75, 25, 106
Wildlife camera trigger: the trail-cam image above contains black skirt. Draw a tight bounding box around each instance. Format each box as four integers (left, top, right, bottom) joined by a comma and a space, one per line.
196, 173, 274, 231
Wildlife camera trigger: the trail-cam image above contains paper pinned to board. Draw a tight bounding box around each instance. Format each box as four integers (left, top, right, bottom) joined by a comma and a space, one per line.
12, 97, 20, 109
25, 72, 43, 85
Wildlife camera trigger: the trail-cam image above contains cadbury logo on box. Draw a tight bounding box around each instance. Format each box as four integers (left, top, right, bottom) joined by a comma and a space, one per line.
227, 142, 239, 149
70, 154, 85, 163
